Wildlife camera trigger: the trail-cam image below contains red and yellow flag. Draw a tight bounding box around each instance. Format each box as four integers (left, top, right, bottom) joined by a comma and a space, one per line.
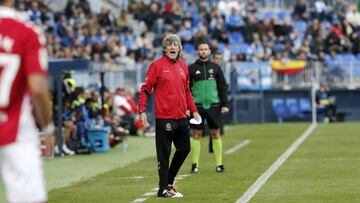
272, 60, 306, 74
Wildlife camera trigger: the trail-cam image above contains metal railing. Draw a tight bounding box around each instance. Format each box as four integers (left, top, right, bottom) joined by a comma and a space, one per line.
71, 59, 360, 92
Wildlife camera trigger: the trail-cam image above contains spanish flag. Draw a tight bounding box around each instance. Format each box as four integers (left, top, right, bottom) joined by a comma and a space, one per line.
272, 60, 306, 74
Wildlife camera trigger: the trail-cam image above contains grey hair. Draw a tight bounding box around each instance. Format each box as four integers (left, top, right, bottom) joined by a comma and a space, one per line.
162, 34, 182, 54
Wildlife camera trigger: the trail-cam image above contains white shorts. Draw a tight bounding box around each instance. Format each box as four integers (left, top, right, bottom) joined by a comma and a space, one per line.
0, 138, 47, 202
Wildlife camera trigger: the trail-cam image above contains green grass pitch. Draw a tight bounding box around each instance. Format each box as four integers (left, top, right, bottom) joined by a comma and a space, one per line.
1, 123, 359, 202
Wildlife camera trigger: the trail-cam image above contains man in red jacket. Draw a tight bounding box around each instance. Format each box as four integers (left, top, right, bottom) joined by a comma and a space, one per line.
138, 34, 201, 198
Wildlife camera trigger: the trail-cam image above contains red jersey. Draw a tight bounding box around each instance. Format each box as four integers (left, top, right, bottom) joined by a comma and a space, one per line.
138, 55, 197, 119
0, 7, 48, 146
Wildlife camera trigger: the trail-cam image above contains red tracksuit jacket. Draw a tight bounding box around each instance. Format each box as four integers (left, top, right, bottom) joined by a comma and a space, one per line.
138, 55, 197, 119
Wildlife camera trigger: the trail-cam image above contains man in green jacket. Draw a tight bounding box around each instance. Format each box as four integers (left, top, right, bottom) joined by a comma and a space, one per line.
188, 41, 229, 173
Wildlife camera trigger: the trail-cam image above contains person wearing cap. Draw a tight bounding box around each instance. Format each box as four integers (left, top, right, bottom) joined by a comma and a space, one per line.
188, 40, 229, 174
138, 34, 201, 198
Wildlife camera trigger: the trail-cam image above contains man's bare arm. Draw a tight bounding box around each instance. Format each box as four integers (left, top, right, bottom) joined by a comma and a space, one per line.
28, 73, 53, 129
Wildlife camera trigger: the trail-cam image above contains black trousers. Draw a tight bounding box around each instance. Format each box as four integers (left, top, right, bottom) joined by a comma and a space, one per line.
155, 118, 190, 191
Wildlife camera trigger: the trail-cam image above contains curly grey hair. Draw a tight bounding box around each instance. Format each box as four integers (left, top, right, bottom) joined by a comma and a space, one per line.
162, 34, 182, 55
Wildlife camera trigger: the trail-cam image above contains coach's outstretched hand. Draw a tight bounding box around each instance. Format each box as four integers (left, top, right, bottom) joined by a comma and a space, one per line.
193, 112, 202, 123
140, 111, 149, 127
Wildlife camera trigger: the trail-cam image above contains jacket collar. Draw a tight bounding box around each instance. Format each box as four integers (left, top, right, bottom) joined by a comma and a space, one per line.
195, 59, 210, 65
163, 55, 178, 64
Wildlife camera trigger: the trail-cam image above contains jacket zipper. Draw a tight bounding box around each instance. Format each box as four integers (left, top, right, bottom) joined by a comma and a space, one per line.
203, 61, 207, 107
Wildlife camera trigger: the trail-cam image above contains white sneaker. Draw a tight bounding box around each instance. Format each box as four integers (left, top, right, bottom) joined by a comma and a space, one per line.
158, 189, 183, 198
168, 184, 183, 198
54, 145, 64, 157
62, 144, 75, 155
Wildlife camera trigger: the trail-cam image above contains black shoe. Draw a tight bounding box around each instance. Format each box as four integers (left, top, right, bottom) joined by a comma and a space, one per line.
191, 163, 199, 173
216, 165, 225, 173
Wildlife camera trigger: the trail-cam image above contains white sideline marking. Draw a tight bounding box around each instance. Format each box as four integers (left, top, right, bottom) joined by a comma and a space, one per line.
133, 198, 147, 202
132, 174, 190, 202
143, 192, 157, 196
225, 140, 251, 155
236, 124, 317, 203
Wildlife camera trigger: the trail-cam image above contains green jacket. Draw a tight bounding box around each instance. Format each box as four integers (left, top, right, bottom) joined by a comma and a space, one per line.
188, 59, 229, 109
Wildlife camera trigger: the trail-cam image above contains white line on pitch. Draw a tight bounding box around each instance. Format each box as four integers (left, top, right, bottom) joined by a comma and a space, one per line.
133, 198, 147, 203
225, 140, 251, 155
236, 123, 317, 203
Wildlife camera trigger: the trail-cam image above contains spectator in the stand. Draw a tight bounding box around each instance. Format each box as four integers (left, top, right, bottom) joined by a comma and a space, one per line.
346, 3, 360, 29
245, 0, 257, 16
333, 0, 347, 21
226, 6, 245, 32
98, 7, 116, 32
351, 32, 360, 55
65, 0, 76, 18
120, 28, 135, 50
282, 16, 294, 39
229, 0, 246, 17
217, 0, 230, 18
242, 15, 259, 43
293, 0, 307, 21
211, 17, 227, 42
143, 2, 161, 32
57, 99, 76, 155
71, 87, 86, 110
192, 24, 210, 46
305, 19, 324, 41
314, 0, 327, 21
113, 87, 138, 135
249, 34, 265, 60
259, 18, 274, 40
27, 1, 41, 24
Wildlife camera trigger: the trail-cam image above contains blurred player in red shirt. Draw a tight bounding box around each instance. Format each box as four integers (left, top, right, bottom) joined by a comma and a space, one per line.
0, 0, 53, 202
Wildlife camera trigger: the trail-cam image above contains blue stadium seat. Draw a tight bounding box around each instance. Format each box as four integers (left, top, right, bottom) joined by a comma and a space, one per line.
294, 20, 307, 33
353, 60, 360, 77
286, 98, 302, 117
257, 12, 266, 20
183, 43, 196, 55
278, 11, 289, 21
239, 43, 249, 54
272, 98, 287, 123
230, 31, 243, 44
265, 11, 276, 20
299, 98, 312, 113
218, 42, 226, 53
230, 44, 241, 55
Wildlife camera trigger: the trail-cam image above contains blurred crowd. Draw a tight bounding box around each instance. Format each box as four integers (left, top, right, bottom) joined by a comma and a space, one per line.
13, 0, 360, 154
13, 0, 360, 67
55, 71, 151, 156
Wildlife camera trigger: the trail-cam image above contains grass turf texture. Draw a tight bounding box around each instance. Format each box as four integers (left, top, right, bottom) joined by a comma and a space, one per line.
2, 123, 359, 202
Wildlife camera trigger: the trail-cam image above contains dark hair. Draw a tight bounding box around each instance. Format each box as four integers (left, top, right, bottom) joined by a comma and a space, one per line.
196, 40, 210, 49
214, 51, 222, 56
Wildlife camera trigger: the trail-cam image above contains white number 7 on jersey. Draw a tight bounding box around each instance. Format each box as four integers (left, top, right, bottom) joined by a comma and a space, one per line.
0, 54, 20, 108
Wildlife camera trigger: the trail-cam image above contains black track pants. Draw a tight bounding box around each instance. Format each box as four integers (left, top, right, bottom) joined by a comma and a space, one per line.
155, 118, 190, 191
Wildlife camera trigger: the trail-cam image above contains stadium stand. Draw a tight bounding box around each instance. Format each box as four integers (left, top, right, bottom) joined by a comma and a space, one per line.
12, 0, 360, 149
